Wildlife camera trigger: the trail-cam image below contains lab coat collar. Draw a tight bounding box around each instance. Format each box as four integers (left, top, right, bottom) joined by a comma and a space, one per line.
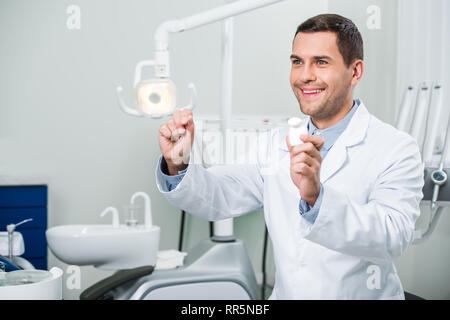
279, 99, 370, 183
307, 99, 361, 151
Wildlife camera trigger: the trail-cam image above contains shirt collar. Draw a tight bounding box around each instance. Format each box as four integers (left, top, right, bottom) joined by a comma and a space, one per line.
307, 99, 360, 151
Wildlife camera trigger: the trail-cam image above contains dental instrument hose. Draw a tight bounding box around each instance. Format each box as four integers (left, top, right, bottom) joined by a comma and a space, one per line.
0, 256, 22, 272
178, 210, 186, 251
209, 222, 214, 238
178, 211, 215, 251
261, 225, 268, 299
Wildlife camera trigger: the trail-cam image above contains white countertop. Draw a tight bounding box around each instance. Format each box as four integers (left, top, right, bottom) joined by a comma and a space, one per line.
0, 175, 49, 186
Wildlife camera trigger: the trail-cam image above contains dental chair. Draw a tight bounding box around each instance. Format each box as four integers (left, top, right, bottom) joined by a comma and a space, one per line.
80, 238, 258, 300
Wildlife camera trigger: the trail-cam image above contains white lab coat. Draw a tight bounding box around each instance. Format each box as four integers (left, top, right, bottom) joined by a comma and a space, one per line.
155, 100, 424, 299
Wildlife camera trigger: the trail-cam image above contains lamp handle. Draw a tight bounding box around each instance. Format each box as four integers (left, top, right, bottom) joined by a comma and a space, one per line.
178, 83, 197, 112
134, 60, 156, 87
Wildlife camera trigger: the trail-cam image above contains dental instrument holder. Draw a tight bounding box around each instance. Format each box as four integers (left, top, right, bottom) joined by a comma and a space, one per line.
116, 59, 197, 119
6, 219, 33, 261
422, 167, 450, 205
417, 166, 450, 243
422, 94, 450, 208
396, 82, 448, 243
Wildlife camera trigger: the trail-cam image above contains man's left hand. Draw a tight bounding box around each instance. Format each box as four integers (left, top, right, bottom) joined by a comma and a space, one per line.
286, 134, 324, 206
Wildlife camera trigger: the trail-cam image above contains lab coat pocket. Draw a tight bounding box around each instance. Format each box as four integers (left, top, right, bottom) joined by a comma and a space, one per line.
294, 216, 321, 265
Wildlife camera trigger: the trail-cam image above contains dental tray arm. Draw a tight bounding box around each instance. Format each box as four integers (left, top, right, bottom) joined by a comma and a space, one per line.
153, 0, 284, 53
152, 0, 284, 78
80, 265, 154, 300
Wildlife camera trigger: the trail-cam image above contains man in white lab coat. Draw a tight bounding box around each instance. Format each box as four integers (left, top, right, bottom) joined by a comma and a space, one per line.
155, 14, 424, 299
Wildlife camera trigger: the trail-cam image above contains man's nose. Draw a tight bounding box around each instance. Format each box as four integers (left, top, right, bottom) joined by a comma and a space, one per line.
300, 64, 316, 83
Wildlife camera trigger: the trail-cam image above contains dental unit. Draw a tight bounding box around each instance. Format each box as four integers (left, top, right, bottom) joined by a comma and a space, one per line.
75, 0, 289, 300
397, 82, 449, 243
428, 84, 449, 211
417, 102, 450, 244
116, 0, 286, 243
0, 218, 63, 299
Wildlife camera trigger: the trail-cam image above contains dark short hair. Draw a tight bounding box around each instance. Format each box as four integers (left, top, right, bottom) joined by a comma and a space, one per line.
294, 14, 363, 67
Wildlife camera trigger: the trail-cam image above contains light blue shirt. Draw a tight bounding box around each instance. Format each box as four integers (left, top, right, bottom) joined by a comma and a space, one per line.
299, 99, 360, 224
158, 99, 360, 224
158, 156, 188, 191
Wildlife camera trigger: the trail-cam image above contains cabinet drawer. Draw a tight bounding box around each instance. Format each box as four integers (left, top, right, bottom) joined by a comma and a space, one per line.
0, 186, 47, 208
0, 207, 47, 229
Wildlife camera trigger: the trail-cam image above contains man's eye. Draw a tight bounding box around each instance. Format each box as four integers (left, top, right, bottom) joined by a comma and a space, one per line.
292, 59, 302, 65
317, 60, 327, 65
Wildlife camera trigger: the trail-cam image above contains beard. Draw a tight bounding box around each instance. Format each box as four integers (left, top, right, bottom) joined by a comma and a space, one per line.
298, 86, 351, 122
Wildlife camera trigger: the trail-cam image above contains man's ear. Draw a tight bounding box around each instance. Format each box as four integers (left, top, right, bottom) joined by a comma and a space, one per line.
350, 59, 364, 86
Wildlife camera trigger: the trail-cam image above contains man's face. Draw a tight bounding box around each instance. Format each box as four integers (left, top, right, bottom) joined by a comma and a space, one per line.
290, 31, 355, 120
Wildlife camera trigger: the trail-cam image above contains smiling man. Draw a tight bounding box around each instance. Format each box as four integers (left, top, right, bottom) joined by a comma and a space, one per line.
156, 14, 424, 299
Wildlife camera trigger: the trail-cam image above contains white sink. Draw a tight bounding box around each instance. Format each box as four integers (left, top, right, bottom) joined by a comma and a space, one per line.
46, 192, 160, 270
46, 224, 160, 270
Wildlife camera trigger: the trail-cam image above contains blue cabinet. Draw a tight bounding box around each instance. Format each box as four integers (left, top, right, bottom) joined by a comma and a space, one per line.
0, 185, 48, 270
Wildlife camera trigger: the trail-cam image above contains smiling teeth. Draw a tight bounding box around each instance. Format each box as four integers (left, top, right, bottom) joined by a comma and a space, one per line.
303, 89, 323, 93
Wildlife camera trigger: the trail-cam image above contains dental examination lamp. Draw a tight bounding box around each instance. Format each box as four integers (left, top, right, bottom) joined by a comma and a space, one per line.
117, 0, 285, 119
117, 61, 196, 118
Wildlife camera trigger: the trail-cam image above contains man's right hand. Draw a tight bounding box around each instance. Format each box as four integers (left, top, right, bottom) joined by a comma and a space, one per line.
158, 109, 195, 175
